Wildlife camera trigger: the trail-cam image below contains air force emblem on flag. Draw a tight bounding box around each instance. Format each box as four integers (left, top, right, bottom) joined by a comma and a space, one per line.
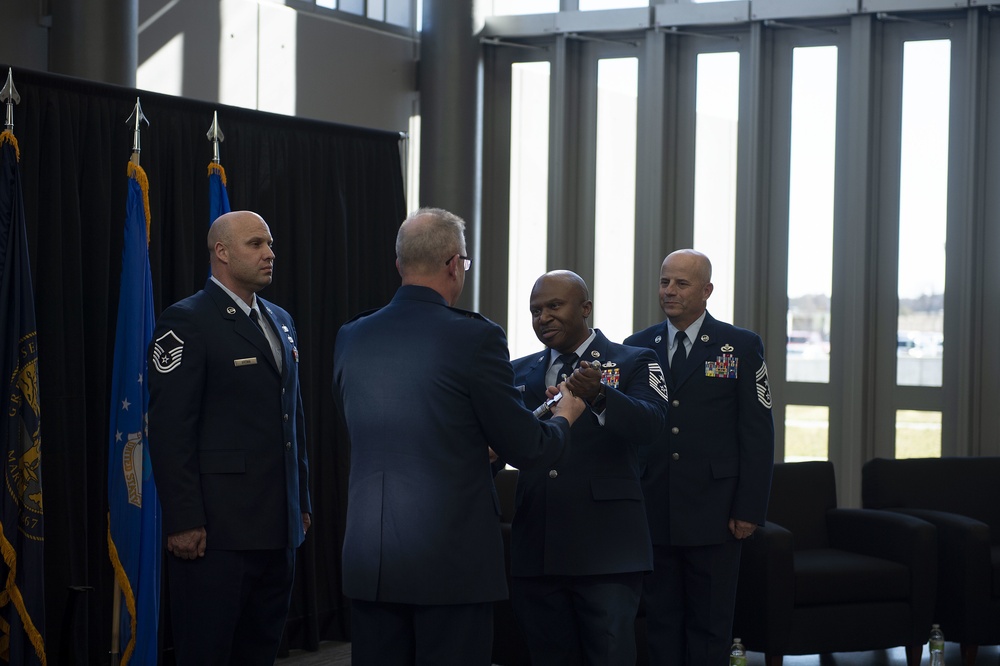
152, 330, 184, 373
648, 363, 669, 402
122, 430, 145, 508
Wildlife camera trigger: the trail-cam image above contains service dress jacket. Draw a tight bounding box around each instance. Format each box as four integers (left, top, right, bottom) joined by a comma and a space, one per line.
509, 331, 669, 577
333, 285, 574, 606
147, 280, 311, 551
625, 312, 773, 547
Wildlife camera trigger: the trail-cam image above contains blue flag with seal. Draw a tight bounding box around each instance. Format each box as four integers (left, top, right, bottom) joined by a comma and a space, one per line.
0, 128, 46, 665
107, 161, 161, 666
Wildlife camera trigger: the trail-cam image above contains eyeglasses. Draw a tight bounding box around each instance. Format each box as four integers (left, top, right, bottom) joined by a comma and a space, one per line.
445, 254, 472, 272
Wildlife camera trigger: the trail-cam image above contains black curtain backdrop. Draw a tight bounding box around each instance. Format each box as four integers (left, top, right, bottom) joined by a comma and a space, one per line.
2, 65, 405, 664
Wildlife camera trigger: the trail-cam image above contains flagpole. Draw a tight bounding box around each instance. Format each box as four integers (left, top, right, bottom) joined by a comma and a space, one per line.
207, 110, 224, 164
110, 96, 150, 666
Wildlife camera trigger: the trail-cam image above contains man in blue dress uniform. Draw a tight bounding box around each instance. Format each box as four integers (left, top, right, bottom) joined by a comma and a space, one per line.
625, 249, 774, 665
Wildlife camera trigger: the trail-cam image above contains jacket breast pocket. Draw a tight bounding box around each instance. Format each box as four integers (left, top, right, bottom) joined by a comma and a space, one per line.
591, 477, 643, 501
199, 450, 246, 474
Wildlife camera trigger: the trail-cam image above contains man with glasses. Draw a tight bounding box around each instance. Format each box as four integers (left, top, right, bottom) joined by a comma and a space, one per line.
332, 208, 587, 666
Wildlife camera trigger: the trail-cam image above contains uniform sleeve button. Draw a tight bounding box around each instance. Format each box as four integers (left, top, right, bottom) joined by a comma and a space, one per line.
672, 452, 680, 461
548, 469, 558, 479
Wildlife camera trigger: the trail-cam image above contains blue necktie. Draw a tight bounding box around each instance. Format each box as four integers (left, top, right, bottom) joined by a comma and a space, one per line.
555, 352, 578, 385
249, 308, 265, 334
671, 330, 687, 382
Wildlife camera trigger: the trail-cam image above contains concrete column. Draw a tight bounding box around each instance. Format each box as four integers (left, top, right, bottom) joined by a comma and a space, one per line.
50, 0, 138, 87
419, 0, 481, 309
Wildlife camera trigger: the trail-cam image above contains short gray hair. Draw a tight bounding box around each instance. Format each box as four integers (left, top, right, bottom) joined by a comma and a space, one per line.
396, 208, 466, 276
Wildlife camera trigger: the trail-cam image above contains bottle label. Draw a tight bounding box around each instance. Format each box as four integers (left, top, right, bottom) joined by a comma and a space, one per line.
930, 640, 944, 651
729, 658, 747, 666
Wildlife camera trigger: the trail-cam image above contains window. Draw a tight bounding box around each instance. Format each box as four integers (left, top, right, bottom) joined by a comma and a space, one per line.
507, 62, 552, 359
785, 405, 829, 461
896, 39, 949, 389
492, 0, 559, 15
786, 46, 837, 384
593, 58, 638, 345
692, 51, 740, 323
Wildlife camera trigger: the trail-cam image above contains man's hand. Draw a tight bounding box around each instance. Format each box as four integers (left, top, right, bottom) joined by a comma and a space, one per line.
550, 380, 586, 425
729, 518, 757, 540
167, 527, 207, 559
564, 362, 602, 402
302, 512, 312, 536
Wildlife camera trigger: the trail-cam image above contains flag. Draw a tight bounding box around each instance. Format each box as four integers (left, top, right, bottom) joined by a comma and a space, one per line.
107, 161, 161, 666
0, 129, 46, 665
208, 162, 231, 225
207, 162, 230, 277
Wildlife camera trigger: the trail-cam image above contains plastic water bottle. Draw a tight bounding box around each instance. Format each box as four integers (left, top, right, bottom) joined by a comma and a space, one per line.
929, 624, 945, 666
729, 637, 747, 666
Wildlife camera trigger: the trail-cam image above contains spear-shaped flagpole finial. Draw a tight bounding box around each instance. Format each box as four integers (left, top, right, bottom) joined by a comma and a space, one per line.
1, 68, 21, 132
126, 97, 149, 164
207, 111, 225, 164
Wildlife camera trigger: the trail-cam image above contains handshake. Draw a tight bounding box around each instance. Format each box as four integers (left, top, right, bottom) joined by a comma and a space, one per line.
533, 360, 603, 419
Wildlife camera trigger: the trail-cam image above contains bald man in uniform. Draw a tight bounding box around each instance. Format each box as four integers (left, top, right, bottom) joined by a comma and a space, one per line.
507, 270, 669, 665
625, 249, 773, 665
148, 210, 311, 665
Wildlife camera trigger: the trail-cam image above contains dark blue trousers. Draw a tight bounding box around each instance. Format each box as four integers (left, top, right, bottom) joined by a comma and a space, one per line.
350, 598, 494, 666
511, 572, 643, 666
641, 541, 742, 666
166, 548, 294, 666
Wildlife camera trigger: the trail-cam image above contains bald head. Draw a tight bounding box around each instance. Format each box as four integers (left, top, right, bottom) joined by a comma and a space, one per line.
529, 270, 593, 354
532, 270, 590, 303
659, 249, 713, 330
663, 249, 712, 283
208, 210, 275, 305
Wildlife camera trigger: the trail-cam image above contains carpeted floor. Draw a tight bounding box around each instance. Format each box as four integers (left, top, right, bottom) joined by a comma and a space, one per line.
277, 642, 1000, 666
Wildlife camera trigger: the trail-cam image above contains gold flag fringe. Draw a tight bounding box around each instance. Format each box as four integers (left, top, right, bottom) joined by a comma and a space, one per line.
126, 162, 152, 245
0, 130, 20, 161
0, 523, 48, 665
106, 514, 137, 666
207, 162, 227, 186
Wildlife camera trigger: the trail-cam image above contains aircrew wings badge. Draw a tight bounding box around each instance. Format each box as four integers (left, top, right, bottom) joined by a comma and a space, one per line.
152, 330, 185, 373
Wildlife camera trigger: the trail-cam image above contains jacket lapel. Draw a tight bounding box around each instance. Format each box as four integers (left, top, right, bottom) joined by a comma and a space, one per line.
523, 353, 550, 408
207, 282, 281, 375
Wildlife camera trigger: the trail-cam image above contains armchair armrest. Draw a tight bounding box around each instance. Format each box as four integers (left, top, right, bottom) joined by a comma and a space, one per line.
827, 508, 937, 570
891, 508, 993, 637
734, 521, 795, 652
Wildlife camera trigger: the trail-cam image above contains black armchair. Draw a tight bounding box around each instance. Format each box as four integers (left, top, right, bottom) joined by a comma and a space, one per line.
733, 461, 937, 666
862, 457, 1000, 666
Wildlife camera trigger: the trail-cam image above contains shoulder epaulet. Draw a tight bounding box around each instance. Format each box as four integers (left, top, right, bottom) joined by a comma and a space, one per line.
447, 305, 487, 322
347, 307, 383, 323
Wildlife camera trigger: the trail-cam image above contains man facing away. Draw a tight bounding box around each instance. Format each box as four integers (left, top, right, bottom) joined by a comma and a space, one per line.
148, 210, 312, 665
332, 208, 586, 666
625, 249, 774, 665
507, 270, 669, 665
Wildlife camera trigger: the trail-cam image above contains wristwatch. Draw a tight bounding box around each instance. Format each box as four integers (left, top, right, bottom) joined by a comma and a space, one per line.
590, 383, 607, 411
